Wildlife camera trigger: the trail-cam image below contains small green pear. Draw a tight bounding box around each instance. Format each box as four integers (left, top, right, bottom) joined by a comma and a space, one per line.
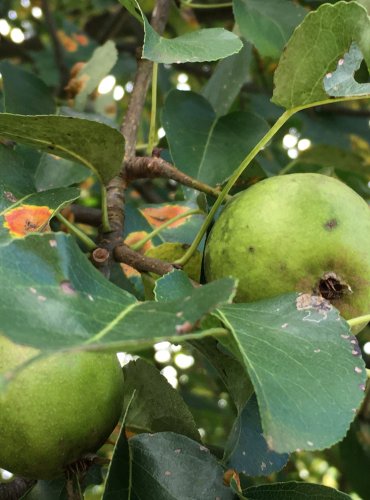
204, 173, 370, 327
0, 336, 124, 479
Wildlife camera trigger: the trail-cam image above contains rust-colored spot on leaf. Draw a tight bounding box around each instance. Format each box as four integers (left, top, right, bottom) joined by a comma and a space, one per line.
4, 205, 52, 237
223, 469, 240, 489
125, 231, 153, 253
73, 33, 89, 46
121, 232, 154, 278
57, 31, 78, 52
141, 205, 190, 228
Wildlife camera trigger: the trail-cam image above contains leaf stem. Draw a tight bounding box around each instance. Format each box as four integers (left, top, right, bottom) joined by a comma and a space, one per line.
131, 208, 203, 251
147, 62, 159, 156
56, 213, 97, 251
174, 108, 296, 266
180, 0, 232, 8
347, 314, 370, 330
101, 185, 111, 232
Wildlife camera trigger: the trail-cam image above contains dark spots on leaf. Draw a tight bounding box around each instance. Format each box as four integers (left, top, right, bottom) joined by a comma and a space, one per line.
324, 218, 338, 231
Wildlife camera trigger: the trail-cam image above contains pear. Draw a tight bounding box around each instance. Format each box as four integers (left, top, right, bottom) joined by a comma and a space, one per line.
0, 336, 124, 479
204, 173, 370, 327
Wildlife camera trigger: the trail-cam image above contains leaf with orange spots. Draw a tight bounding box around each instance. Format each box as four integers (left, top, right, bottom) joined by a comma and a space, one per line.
125, 231, 153, 253
4, 205, 53, 238
0, 187, 79, 246
140, 205, 190, 228
57, 31, 78, 52
120, 231, 154, 279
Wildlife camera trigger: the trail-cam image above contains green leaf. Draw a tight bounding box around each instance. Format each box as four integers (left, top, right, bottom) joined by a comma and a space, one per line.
74, 40, 118, 111
0, 187, 80, 247
272, 1, 370, 109
202, 39, 252, 117
239, 481, 352, 499
233, 0, 307, 59
128, 432, 234, 499
224, 394, 289, 476
0, 144, 35, 210
34, 153, 90, 191
0, 114, 124, 184
143, 24, 243, 64
324, 42, 370, 97
0, 233, 235, 353
118, 0, 143, 24
22, 477, 67, 500
339, 419, 370, 499
192, 333, 253, 411
122, 358, 200, 441
283, 145, 369, 177
155, 269, 195, 302
162, 90, 269, 186
124, 0, 242, 63
103, 398, 131, 500
218, 294, 366, 453
0, 61, 56, 115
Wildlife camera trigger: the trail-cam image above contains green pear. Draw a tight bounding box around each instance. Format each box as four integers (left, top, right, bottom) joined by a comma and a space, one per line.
204, 173, 370, 327
0, 336, 124, 479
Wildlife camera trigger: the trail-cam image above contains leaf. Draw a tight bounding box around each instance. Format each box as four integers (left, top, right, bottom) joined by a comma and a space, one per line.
0, 187, 80, 246
339, 418, 370, 499
162, 90, 269, 186
284, 145, 369, 177
155, 269, 195, 302
22, 477, 67, 500
34, 153, 90, 191
0, 233, 236, 353
74, 40, 118, 111
0, 114, 124, 184
0, 144, 35, 210
218, 294, 366, 453
143, 24, 243, 64
0, 61, 56, 115
118, 0, 143, 24
224, 394, 289, 476
239, 481, 352, 499
122, 358, 200, 440
233, 0, 307, 59
324, 42, 370, 97
192, 336, 253, 412
128, 432, 234, 500
272, 1, 370, 109
103, 396, 132, 500
202, 39, 252, 117
123, 0, 242, 63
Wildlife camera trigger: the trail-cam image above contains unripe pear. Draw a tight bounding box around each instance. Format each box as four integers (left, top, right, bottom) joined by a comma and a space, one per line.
0, 336, 124, 479
204, 174, 370, 327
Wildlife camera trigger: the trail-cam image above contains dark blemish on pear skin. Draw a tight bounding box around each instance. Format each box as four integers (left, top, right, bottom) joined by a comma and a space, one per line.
248, 246, 255, 253
324, 219, 338, 231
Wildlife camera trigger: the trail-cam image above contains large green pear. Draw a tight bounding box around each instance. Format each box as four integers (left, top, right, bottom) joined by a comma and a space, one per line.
0, 336, 124, 479
204, 173, 370, 324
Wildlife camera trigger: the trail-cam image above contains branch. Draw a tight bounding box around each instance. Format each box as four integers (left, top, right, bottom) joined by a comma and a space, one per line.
0, 477, 36, 499
98, 0, 171, 278
114, 244, 175, 275
69, 205, 102, 227
125, 156, 222, 197
40, 0, 69, 95
120, 0, 171, 160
